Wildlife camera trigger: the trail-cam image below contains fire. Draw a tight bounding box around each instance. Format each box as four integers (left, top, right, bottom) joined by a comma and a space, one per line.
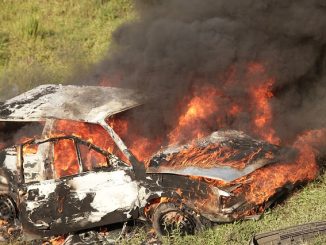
229, 104, 240, 116
183, 130, 322, 217
168, 85, 220, 144
45, 236, 65, 245
142, 62, 322, 211
107, 117, 163, 161
248, 63, 280, 145
18, 61, 323, 214
52, 120, 113, 148
158, 143, 265, 170
231, 129, 322, 206
163, 62, 281, 147
129, 136, 162, 163
31, 62, 284, 169
53, 139, 80, 177
21, 120, 126, 178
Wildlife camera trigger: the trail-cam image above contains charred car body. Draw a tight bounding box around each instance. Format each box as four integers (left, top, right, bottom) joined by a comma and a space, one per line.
0, 85, 296, 240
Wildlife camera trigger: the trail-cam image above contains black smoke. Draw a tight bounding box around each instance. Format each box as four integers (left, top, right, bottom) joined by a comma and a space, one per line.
79, 0, 326, 145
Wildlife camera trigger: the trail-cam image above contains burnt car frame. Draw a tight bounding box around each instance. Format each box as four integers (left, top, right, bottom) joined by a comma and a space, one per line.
0, 84, 295, 240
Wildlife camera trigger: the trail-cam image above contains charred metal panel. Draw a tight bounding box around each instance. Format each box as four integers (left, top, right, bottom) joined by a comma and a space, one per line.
100, 121, 145, 178
0, 148, 20, 201
142, 173, 239, 223
3, 147, 18, 171
147, 130, 295, 182
18, 168, 148, 238
0, 84, 145, 123
250, 221, 326, 245
23, 143, 53, 183
148, 165, 266, 183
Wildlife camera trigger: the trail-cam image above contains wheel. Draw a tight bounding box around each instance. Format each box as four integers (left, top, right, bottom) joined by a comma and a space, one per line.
151, 202, 203, 236
78, 231, 97, 243
63, 231, 101, 245
0, 195, 16, 223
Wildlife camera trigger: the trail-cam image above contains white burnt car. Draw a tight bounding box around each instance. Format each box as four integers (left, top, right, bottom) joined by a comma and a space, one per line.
0, 85, 295, 241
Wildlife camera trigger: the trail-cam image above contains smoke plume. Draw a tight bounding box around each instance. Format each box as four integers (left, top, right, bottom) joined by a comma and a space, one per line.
79, 0, 326, 146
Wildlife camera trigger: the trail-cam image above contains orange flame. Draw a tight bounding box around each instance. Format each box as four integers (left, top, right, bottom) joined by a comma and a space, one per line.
248, 63, 280, 145
228, 129, 323, 206
168, 85, 220, 144
18, 61, 323, 215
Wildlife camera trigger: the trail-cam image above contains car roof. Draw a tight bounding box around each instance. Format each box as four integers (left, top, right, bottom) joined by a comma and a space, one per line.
0, 84, 145, 124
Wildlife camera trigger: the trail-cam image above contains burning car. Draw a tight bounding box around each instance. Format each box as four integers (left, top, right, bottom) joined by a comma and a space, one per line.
0, 84, 316, 241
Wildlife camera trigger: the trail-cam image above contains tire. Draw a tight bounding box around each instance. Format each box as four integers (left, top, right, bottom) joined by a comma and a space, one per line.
152, 202, 203, 236
0, 195, 17, 223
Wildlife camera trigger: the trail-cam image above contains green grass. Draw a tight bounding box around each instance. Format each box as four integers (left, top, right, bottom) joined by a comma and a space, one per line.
1, 1, 326, 244
0, 0, 134, 100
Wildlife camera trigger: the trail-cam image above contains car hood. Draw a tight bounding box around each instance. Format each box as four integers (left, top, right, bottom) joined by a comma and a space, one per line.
146, 130, 296, 182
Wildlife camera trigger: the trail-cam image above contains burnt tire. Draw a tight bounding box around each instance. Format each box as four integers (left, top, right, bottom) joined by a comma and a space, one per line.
152, 202, 203, 236
0, 195, 16, 223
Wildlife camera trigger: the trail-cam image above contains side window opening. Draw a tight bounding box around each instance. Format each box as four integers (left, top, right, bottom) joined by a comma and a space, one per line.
78, 144, 108, 171
53, 120, 131, 165
54, 139, 80, 178
22, 137, 124, 182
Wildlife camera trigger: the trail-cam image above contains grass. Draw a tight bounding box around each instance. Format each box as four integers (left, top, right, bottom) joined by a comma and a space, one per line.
0, 0, 134, 100
1, 1, 326, 244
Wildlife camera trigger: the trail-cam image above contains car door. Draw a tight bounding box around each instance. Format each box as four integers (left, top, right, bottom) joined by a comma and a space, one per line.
18, 140, 59, 235
19, 137, 140, 236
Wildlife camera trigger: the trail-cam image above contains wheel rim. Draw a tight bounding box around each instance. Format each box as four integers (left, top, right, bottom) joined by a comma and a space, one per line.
159, 210, 195, 235
0, 197, 16, 222
78, 231, 97, 243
